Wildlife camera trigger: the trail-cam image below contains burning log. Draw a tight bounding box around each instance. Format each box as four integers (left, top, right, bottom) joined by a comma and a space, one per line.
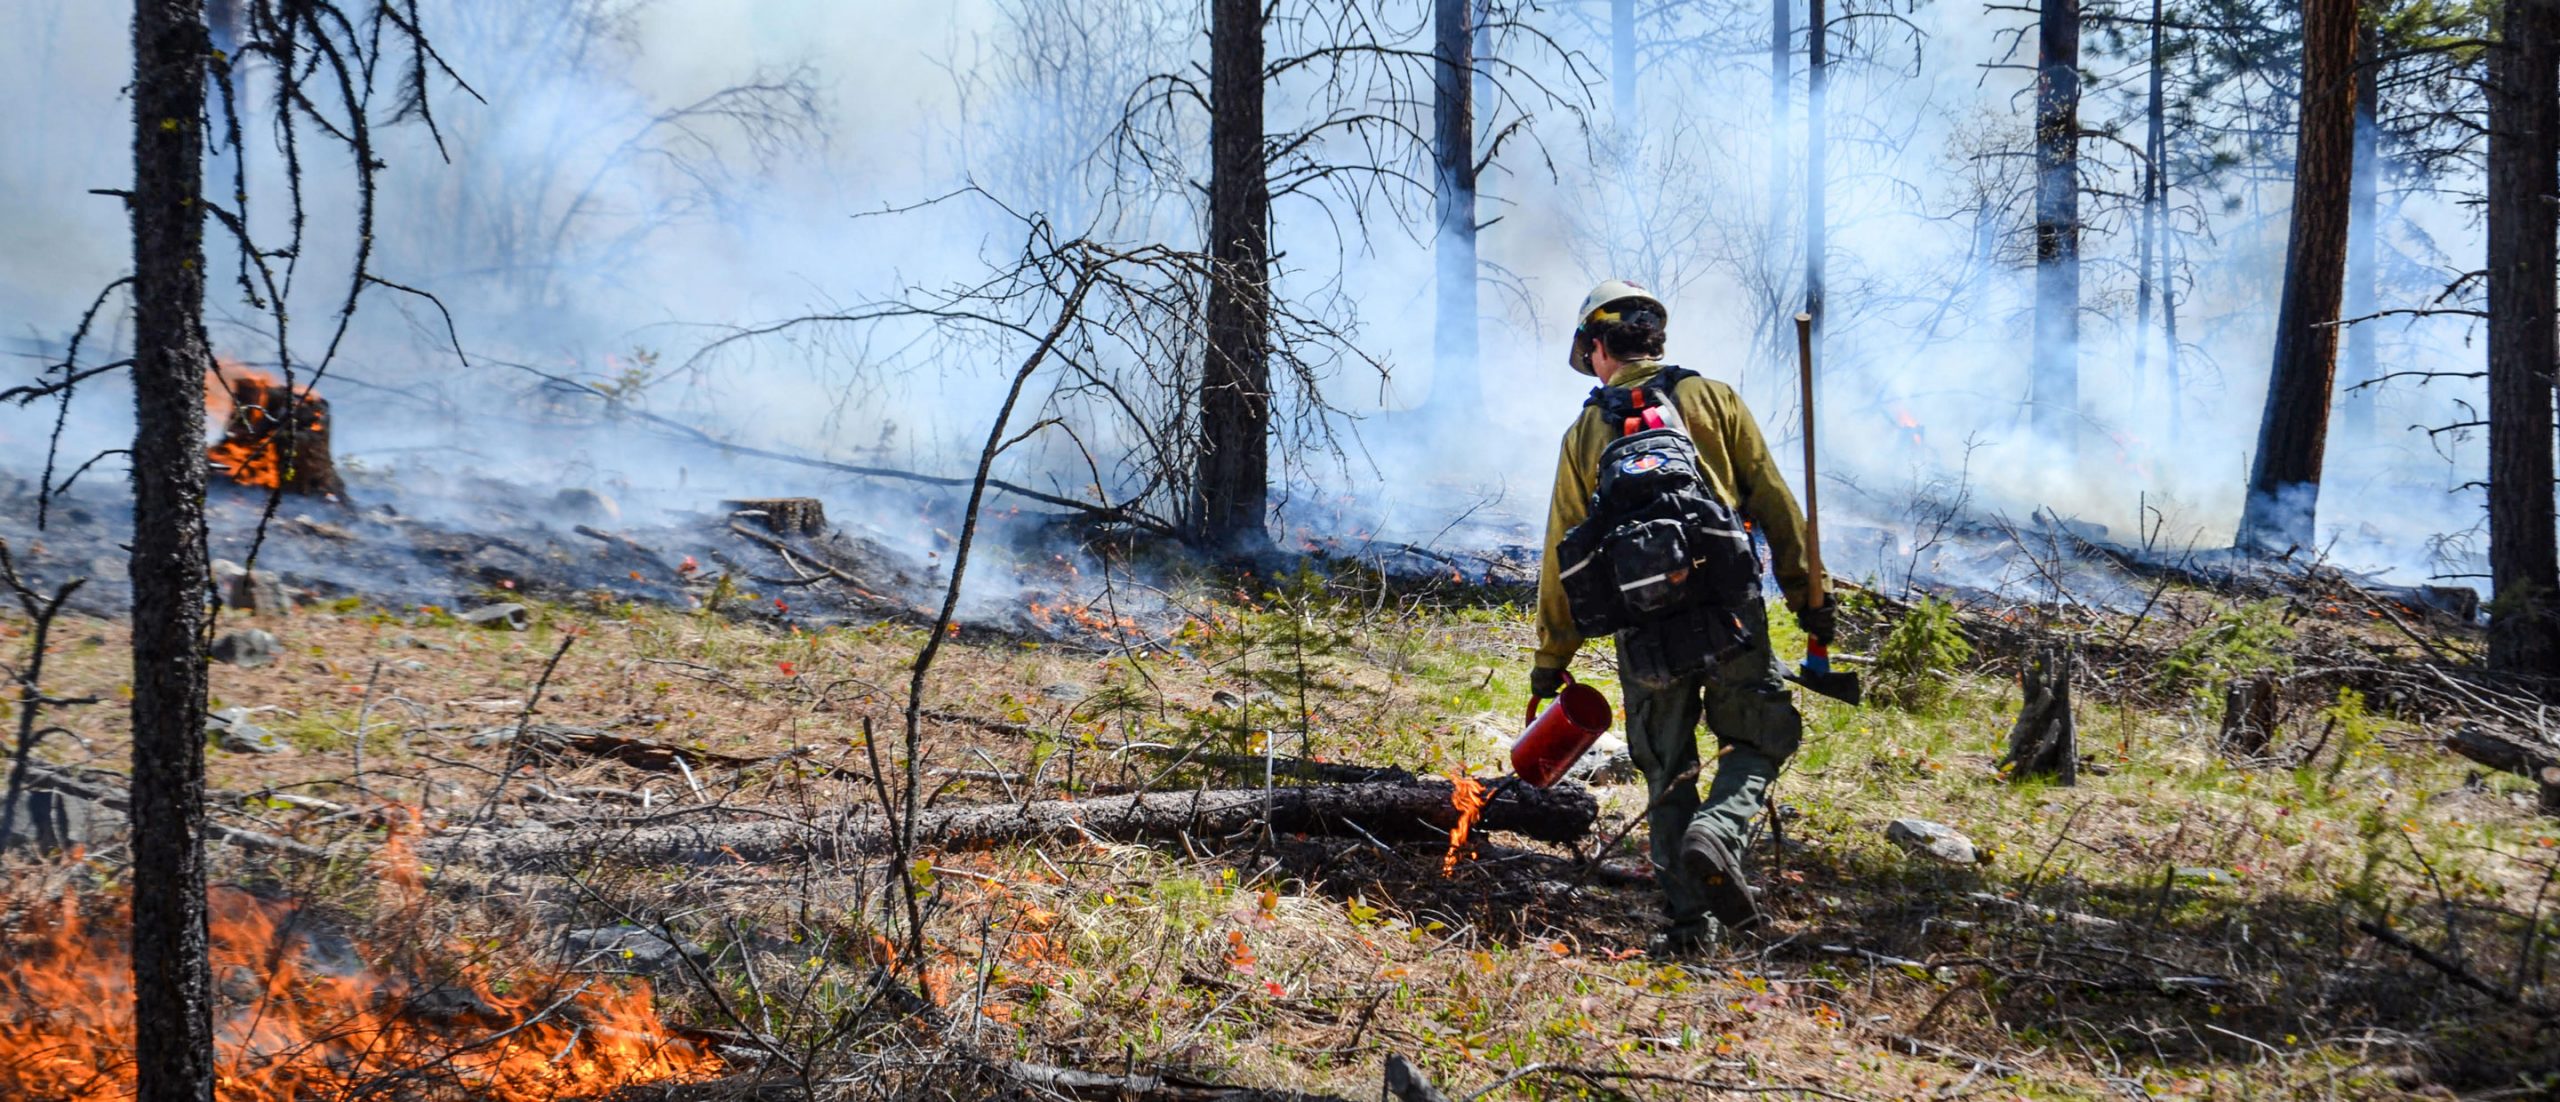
1999, 642, 2077, 783
205, 361, 346, 498
427, 777, 1598, 869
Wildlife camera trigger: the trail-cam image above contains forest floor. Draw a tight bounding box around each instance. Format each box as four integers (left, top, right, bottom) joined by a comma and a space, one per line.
3, 564, 2556, 1101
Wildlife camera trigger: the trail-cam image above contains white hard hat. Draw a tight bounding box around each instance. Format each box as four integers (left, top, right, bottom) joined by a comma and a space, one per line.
1568, 279, 1667, 376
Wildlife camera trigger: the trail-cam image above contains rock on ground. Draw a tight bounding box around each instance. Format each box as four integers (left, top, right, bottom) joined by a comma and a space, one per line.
460, 602, 530, 631
561, 924, 707, 976
209, 706, 290, 755
1884, 818, 1980, 865
210, 628, 281, 669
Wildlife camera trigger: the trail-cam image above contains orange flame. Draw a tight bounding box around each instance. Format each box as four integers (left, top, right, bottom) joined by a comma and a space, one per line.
1441, 773, 1488, 876
204, 360, 324, 491
0, 873, 720, 1100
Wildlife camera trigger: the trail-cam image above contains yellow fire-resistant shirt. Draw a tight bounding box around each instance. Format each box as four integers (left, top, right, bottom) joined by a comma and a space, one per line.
1534, 359, 1821, 671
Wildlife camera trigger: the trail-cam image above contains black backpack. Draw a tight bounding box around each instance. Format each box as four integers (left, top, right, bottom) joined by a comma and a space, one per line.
1554, 367, 1760, 682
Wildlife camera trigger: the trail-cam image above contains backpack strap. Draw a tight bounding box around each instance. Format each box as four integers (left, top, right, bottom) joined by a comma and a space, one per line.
1584, 367, 1697, 439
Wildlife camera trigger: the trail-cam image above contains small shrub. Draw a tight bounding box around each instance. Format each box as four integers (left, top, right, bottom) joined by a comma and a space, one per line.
2158, 600, 2295, 706
1871, 596, 1974, 711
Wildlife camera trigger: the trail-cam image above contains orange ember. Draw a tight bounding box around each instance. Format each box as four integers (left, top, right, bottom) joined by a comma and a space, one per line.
205, 360, 343, 497
1441, 772, 1488, 876
0, 876, 720, 1100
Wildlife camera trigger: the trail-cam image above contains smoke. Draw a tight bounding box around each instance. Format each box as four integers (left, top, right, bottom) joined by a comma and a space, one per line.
0, 0, 2501, 605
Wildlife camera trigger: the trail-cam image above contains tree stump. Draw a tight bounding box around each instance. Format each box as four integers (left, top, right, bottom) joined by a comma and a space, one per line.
2218, 675, 2286, 759
207, 366, 346, 498
724, 497, 828, 537
1999, 643, 2076, 783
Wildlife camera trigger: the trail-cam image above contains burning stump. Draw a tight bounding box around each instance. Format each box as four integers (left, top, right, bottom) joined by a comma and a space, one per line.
1999, 643, 2077, 784
206, 362, 345, 498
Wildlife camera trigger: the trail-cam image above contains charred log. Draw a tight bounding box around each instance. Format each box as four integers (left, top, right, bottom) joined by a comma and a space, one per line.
428, 777, 1598, 868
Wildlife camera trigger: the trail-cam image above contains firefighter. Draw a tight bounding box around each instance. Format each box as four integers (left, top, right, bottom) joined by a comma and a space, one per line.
1529, 280, 1831, 951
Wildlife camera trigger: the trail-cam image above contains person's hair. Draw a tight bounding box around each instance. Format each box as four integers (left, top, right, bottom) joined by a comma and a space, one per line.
1596, 303, 1667, 360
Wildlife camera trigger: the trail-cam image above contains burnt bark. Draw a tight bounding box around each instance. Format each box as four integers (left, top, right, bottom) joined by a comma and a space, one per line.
128, 3, 217, 1100
1194, 0, 1274, 554
2238, 0, 2359, 555
2485, 0, 2560, 680
427, 777, 1600, 868
1430, 0, 1479, 424
2032, 0, 2080, 453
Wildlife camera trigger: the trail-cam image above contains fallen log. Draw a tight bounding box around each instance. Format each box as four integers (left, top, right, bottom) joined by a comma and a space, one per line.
426, 777, 1597, 868
2444, 723, 2560, 814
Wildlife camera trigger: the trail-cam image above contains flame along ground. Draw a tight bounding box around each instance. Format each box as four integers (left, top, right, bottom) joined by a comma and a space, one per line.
203, 360, 319, 492
1441, 772, 1488, 875
0, 833, 720, 1101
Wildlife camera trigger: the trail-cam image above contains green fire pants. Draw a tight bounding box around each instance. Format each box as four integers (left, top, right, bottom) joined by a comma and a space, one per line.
1617, 600, 1804, 930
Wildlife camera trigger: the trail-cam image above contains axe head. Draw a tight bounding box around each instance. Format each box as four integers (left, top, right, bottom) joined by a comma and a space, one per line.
1788, 664, 1864, 706
1789, 643, 1862, 706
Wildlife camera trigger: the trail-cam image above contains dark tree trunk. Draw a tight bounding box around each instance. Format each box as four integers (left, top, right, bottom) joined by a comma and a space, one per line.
2134, 0, 2161, 406
2339, 17, 2383, 443
1430, 0, 1479, 425
1804, 0, 1826, 352
1610, 0, 1635, 126
2238, 0, 2359, 554
1768, 0, 1789, 259
129, 2, 217, 1100
1195, 0, 1273, 553
2032, 0, 2081, 453
2485, 0, 2560, 679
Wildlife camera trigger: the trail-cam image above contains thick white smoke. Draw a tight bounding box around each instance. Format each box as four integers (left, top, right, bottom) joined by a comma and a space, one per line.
0, 0, 2497, 597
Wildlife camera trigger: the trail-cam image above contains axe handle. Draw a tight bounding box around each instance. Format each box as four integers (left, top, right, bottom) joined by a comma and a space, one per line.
1793, 312, 1827, 611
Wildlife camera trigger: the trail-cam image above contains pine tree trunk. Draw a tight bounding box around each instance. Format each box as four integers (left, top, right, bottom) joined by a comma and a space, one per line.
1430, 0, 1479, 426
2339, 17, 2383, 444
1195, 0, 1273, 554
2032, 0, 2081, 454
129, 3, 217, 1099
2485, 0, 2560, 679
2134, 0, 2161, 406
2237, 0, 2359, 555
1769, 0, 1789, 237
1804, 0, 1826, 351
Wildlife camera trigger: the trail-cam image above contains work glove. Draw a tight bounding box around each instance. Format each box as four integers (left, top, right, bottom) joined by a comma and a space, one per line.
1528, 665, 1569, 701
1795, 602, 1837, 648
